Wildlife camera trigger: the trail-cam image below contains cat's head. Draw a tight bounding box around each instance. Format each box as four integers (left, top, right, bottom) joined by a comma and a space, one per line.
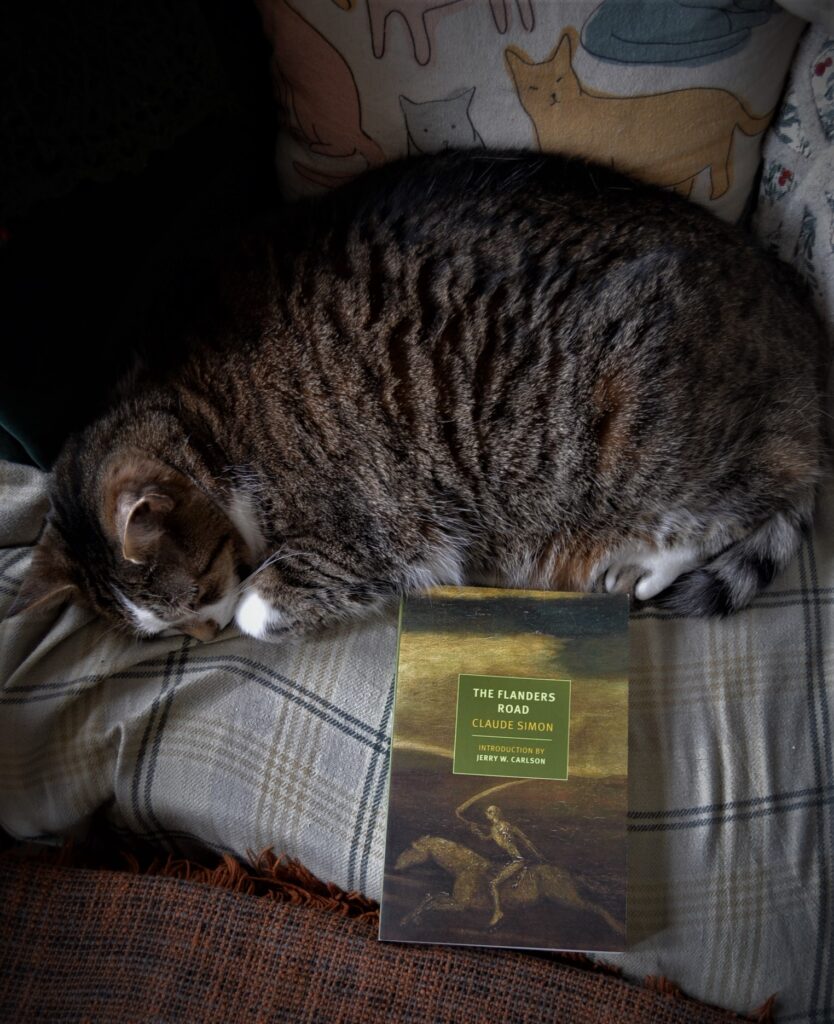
12, 449, 252, 641
505, 29, 581, 114
399, 88, 480, 153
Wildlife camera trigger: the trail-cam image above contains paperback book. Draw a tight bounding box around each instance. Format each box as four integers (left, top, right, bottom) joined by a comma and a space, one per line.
379, 586, 629, 953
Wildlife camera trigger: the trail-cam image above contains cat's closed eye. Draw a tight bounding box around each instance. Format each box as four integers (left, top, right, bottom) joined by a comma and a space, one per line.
198, 584, 221, 606
185, 578, 221, 608
528, 85, 539, 91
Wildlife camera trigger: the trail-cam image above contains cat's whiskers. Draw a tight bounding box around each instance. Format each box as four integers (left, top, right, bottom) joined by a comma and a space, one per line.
229, 545, 309, 600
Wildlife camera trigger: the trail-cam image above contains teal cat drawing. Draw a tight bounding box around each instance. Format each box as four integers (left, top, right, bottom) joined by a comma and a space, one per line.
400, 88, 485, 154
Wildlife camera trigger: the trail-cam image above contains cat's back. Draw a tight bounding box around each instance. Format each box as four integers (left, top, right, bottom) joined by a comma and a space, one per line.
289, 149, 665, 254
180, 150, 823, 480
285, 151, 806, 317
291, 149, 723, 247
279, 149, 821, 378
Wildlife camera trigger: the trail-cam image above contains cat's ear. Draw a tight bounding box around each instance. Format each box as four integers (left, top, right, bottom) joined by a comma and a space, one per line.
8, 523, 79, 617
462, 86, 476, 110
551, 27, 578, 68
399, 94, 416, 113
103, 455, 181, 564
505, 47, 532, 78
117, 492, 175, 564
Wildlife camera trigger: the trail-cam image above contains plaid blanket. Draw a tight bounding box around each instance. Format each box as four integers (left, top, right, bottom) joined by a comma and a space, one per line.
1, 459, 832, 1021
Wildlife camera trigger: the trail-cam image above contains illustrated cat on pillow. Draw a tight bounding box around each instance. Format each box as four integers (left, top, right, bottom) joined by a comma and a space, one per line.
506, 27, 771, 199
400, 88, 485, 154
258, 0, 385, 190
362, 0, 536, 64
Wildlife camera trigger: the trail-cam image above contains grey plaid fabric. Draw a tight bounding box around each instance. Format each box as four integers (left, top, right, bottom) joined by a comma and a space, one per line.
1, 461, 832, 1021
0, 464, 396, 894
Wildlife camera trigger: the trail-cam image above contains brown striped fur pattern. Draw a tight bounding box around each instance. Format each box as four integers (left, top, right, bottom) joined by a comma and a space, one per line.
14, 152, 829, 639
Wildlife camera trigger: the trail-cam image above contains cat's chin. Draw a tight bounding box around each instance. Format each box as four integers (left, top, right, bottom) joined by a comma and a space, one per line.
199, 590, 240, 632
235, 590, 286, 640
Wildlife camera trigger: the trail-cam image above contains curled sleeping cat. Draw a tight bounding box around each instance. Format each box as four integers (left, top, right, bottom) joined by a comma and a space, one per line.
12, 152, 828, 641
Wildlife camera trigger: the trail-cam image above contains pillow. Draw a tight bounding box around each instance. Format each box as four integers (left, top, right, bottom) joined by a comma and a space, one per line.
753, 26, 834, 339
255, 0, 807, 221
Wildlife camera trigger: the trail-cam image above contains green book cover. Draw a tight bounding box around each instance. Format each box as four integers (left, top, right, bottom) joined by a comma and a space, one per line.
379, 586, 629, 953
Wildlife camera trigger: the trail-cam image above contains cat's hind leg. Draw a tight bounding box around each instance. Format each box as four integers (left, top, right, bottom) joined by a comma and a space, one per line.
652, 509, 808, 616
517, 0, 535, 32
594, 543, 703, 601
597, 503, 811, 615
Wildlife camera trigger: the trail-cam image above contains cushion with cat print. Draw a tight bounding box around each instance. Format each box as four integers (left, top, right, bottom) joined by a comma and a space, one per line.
256, 0, 825, 222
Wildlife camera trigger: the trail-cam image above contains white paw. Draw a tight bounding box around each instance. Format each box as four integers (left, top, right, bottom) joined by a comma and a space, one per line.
598, 544, 703, 600
603, 563, 643, 596
235, 590, 285, 639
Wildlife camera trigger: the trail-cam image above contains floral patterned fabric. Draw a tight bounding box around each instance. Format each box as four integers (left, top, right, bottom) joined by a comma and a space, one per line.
754, 27, 834, 337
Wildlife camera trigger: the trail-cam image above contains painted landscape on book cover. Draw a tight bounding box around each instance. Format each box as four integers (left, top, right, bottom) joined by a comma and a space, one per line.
380, 587, 628, 952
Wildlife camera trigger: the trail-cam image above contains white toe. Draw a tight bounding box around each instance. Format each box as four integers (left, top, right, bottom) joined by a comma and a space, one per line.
235, 591, 284, 639
635, 546, 702, 600
596, 543, 703, 601
634, 574, 661, 601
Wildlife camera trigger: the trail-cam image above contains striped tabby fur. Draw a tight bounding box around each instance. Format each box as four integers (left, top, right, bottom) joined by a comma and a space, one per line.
13, 152, 829, 639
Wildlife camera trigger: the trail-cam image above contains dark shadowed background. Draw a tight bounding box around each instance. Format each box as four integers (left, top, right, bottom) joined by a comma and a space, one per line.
0, 0, 279, 467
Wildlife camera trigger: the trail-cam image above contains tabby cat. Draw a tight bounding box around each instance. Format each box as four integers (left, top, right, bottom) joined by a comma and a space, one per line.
12, 152, 828, 641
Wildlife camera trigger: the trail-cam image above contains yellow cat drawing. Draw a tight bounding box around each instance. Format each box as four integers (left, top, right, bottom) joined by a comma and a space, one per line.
505, 27, 772, 200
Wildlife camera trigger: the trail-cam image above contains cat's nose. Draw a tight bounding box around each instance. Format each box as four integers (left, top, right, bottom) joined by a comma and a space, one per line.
182, 619, 220, 642
549, 93, 558, 104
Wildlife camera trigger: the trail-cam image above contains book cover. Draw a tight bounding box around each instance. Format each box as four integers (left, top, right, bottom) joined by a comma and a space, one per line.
379, 586, 629, 953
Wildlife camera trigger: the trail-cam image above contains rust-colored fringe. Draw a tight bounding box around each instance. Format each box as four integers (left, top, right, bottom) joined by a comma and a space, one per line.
5, 841, 777, 1021
645, 975, 684, 999
644, 976, 777, 1024
750, 994, 777, 1024
113, 848, 629, 982
124, 849, 379, 920
8, 841, 377, 920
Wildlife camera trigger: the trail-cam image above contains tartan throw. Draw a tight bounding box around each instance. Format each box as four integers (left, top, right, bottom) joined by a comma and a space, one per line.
0, 853, 754, 1024
1, 461, 832, 1021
